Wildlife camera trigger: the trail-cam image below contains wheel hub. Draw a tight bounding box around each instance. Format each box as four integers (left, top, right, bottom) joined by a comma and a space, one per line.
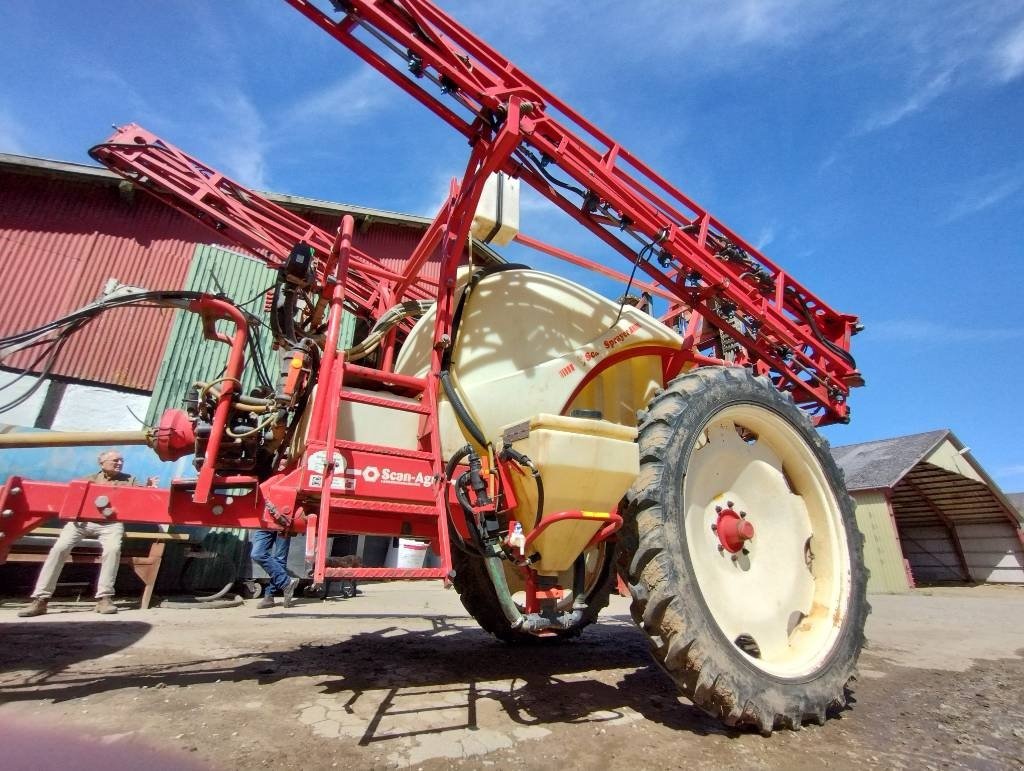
713, 502, 754, 553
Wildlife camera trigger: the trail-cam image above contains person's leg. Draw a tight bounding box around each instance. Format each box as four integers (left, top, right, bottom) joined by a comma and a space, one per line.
252, 530, 290, 594
91, 521, 124, 599
30, 522, 86, 599
272, 535, 300, 606
271, 534, 291, 588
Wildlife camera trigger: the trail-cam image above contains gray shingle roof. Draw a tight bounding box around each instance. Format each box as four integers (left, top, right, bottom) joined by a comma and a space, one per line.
830, 429, 949, 491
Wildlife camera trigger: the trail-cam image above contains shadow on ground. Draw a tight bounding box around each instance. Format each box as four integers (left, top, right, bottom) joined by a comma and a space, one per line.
0, 611, 739, 739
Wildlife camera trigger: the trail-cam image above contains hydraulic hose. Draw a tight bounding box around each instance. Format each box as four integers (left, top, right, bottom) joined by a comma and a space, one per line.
438, 263, 532, 450
445, 445, 483, 555
440, 371, 488, 448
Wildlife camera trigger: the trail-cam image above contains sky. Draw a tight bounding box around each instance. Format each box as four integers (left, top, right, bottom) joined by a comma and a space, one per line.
1, 1, 1023, 490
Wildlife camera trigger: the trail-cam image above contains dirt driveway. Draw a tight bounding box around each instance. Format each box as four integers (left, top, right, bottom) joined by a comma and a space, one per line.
1, 584, 1021, 770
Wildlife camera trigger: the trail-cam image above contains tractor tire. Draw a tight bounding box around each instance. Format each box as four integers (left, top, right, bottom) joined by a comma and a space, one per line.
451, 541, 616, 643
620, 366, 867, 733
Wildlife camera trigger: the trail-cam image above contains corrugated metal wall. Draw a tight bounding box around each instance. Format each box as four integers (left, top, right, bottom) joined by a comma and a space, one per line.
145, 245, 278, 424
955, 523, 1024, 583
0, 173, 235, 390
852, 490, 910, 593
898, 524, 965, 583
1, 169, 442, 394
146, 244, 360, 423
300, 211, 445, 283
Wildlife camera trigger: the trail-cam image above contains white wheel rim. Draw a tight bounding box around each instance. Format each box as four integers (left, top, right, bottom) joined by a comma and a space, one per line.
683, 404, 851, 678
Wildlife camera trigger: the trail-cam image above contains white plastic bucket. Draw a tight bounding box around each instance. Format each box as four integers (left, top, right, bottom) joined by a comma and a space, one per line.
385, 538, 430, 569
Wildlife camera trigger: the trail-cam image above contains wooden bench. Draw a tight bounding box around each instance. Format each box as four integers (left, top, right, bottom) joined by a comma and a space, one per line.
7, 527, 195, 609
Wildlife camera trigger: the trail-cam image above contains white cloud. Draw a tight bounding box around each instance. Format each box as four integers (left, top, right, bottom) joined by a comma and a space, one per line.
194, 89, 270, 190
992, 20, 1024, 82
287, 66, 395, 125
755, 223, 777, 251
856, 69, 955, 134
997, 463, 1024, 478
948, 168, 1024, 221
868, 319, 1024, 344
608, 0, 843, 55
843, 2, 1024, 134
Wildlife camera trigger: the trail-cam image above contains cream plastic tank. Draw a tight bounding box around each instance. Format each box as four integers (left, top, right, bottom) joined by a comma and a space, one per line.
501, 413, 639, 575
394, 268, 683, 457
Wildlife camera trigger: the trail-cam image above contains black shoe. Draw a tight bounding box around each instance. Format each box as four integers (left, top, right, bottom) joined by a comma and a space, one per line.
256, 595, 275, 610
282, 577, 300, 608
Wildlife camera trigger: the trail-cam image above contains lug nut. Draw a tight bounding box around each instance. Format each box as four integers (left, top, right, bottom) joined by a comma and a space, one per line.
715, 505, 722, 513
717, 544, 725, 553
742, 548, 750, 555
710, 523, 718, 532
727, 500, 734, 508
740, 511, 747, 518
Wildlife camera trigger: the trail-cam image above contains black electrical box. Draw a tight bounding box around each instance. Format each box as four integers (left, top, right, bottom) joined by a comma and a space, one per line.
283, 241, 316, 286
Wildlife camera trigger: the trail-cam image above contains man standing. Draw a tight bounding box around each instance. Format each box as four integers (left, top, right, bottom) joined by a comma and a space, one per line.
17, 449, 158, 618
251, 530, 300, 609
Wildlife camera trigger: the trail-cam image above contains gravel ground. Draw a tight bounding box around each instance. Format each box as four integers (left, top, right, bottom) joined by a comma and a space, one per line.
0, 583, 1021, 770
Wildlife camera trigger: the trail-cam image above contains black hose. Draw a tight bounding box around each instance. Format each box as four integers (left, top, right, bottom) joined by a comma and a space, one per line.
455, 470, 486, 552
499, 445, 544, 529
438, 264, 532, 449
440, 371, 488, 448
785, 286, 857, 369
443, 445, 482, 556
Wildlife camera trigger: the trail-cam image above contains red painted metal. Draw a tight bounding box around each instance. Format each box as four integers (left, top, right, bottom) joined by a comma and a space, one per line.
323, 567, 448, 580
89, 125, 438, 328
522, 510, 624, 553
312, 216, 357, 584
151, 408, 195, 461
187, 296, 251, 504
714, 506, 755, 553
283, 0, 862, 424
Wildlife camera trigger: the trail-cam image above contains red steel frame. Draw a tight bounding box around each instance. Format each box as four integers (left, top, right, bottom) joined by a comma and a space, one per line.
1, 0, 862, 594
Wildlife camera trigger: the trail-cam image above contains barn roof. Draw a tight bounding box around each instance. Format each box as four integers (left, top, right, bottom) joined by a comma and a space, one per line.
831, 430, 1023, 530
830, 429, 948, 492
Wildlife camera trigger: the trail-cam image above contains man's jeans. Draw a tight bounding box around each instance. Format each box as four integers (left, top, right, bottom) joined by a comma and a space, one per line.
31, 521, 124, 599
251, 530, 291, 595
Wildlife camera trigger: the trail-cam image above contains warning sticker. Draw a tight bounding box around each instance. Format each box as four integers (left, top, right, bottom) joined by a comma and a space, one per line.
307, 450, 345, 475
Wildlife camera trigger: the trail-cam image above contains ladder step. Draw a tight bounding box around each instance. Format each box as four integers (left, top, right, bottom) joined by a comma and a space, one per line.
331, 498, 440, 516
331, 439, 433, 461
324, 567, 448, 580
342, 363, 427, 394
340, 389, 430, 414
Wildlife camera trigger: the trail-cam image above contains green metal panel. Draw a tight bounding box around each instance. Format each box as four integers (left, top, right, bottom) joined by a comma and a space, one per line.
146, 245, 278, 424
852, 490, 910, 594
147, 244, 359, 424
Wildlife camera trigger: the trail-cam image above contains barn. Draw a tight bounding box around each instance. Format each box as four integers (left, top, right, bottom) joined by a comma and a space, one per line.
832, 430, 1024, 592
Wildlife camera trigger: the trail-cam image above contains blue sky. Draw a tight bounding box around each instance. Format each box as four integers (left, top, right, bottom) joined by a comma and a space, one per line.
1, 1, 1023, 490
